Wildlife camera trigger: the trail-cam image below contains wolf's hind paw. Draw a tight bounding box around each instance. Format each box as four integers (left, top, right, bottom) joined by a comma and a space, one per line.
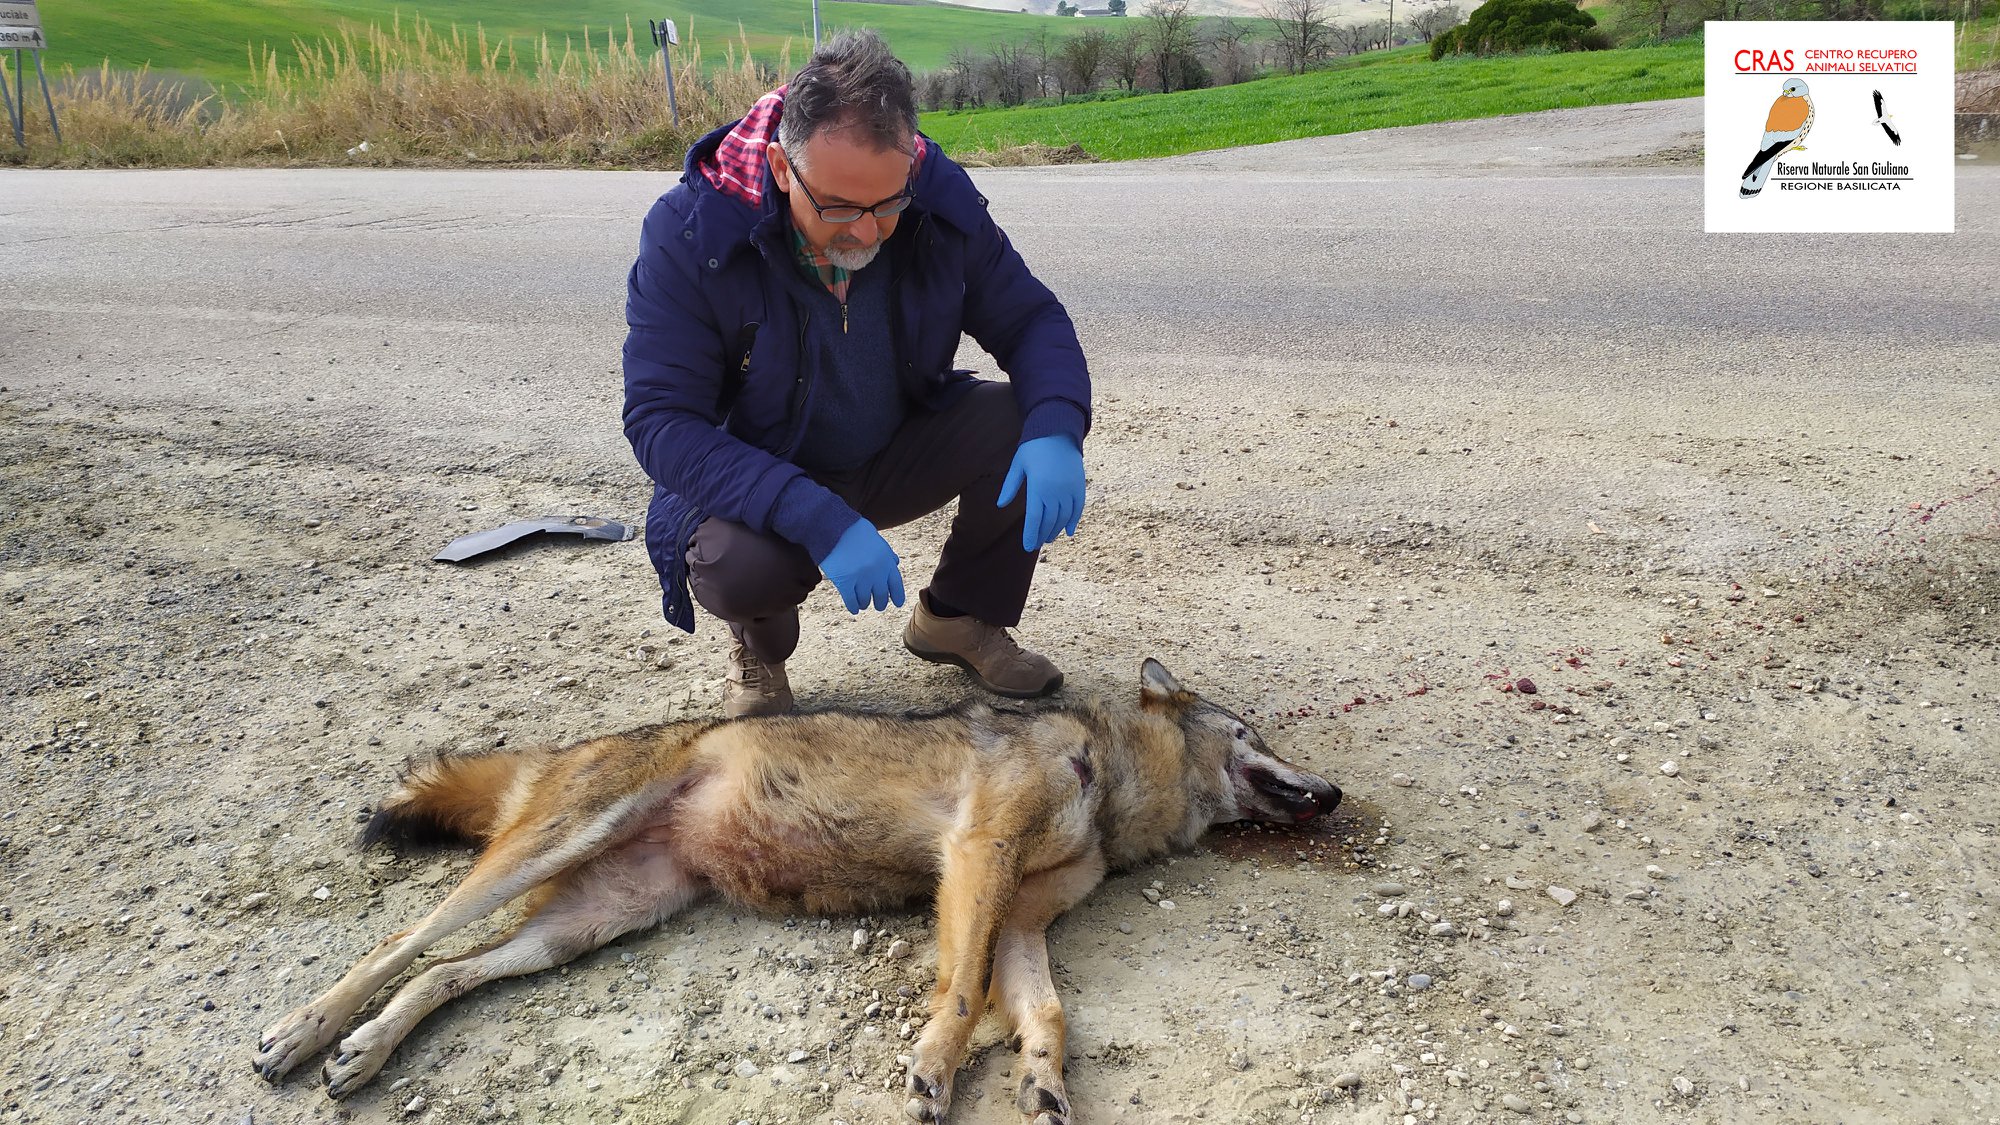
1017, 1073, 1071, 1123
252, 1006, 338, 1083
323, 1024, 396, 1099
903, 1070, 953, 1121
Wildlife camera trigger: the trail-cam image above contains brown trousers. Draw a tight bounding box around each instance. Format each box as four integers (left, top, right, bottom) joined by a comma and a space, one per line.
686, 382, 1038, 663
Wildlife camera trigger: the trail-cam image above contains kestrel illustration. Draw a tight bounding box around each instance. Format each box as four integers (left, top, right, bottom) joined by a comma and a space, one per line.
1872, 89, 1902, 146
1739, 78, 1813, 199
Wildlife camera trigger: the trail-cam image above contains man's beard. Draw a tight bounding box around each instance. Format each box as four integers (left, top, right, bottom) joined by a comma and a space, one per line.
825, 241, 882, 271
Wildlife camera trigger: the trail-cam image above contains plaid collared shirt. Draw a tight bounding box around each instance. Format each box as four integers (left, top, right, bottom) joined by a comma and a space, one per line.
791, 225, 853, 308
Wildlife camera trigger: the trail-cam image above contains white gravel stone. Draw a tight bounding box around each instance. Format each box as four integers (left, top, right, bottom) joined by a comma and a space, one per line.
1547, 886, 1578, 907
733, 1059, 761, 1079
887, 940, 912, 959
1333, 1071, 1362, 1089
851, 929, 870, 953
1660, 761, 1680, 776
1496, 898, 1515, 916
1502, 1093, 1533, 1112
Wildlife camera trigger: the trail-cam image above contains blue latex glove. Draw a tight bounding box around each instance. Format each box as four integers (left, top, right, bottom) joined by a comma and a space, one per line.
819, 519, 905, 614
996, 434, 1085, 552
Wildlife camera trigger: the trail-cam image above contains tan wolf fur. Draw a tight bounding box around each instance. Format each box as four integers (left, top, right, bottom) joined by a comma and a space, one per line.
252, 659, 1339, 1123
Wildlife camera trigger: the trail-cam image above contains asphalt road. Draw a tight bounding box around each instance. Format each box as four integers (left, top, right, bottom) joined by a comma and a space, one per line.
4, 98, 1994, 572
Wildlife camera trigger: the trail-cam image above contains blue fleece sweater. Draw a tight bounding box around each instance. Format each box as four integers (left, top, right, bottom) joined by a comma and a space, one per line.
766, 262, 907, 560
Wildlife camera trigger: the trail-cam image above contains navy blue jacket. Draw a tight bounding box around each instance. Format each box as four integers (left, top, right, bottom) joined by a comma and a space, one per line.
622, 98, 1092, 633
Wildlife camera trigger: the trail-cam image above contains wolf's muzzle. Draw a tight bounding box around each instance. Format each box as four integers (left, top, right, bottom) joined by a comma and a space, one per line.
1248, 767, 1340, 822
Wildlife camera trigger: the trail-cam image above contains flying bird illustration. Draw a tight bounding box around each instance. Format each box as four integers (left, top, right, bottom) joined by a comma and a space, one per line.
1739, 77, 1813, 199
1872, 89, 1902, 146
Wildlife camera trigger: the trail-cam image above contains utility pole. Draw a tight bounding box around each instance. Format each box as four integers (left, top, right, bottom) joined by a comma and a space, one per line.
812, 0, 821, 46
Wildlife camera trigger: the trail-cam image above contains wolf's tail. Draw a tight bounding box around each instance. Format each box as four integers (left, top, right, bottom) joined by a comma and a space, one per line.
359, 749, 535, 849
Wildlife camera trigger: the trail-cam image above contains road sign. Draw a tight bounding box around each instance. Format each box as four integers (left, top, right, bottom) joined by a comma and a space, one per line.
0, 2, 44, 50
0, 0, 59, 147
0, 2, 41, 31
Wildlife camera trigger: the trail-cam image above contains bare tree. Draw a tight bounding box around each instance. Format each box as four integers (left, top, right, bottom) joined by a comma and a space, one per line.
1327, 20, 1377, 55
1027, 26, 1060, 102
1106, 25, 1145, 91
983, 39, 1035, 107
1205, 18, 1259, 86
940, 46, 982, 108
1260, 0, 1332, 74
1142, 0, 1200, 93
1625, 0, 1701, 38
1409, 3, 1463, 42
1056, 27, 1110, 100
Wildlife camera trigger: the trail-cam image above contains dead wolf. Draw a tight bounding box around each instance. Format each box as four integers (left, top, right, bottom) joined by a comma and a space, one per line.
252, 659, 1340, 1122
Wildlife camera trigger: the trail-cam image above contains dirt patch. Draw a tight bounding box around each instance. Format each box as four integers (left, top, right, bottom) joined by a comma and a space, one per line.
955, 142, 1100, 169
3, 383, 1997, 1125
1592, 131, 1703, 168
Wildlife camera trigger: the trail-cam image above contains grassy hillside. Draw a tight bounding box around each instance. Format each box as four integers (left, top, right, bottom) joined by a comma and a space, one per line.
921, 41, 1705, 160
35, 0, 1086, 89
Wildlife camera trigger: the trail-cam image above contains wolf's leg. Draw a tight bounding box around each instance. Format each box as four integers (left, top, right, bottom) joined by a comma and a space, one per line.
322, 842, 700, 1097
991, 855, 1105, 1125
904, 830, 1027, 1123
253, 800, 647, 1083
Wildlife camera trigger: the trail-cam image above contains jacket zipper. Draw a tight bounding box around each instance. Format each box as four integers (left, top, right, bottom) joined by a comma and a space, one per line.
779, 307, 814, 457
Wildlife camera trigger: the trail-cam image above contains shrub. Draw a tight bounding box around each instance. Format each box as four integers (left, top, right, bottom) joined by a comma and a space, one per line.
1430, 0, 1602, 59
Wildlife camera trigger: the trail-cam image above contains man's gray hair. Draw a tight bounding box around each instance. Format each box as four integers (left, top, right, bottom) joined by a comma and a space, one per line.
777, 30, 919, 169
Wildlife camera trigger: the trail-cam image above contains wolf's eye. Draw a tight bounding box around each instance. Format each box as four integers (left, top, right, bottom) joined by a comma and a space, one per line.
1234, 726, 1248, 740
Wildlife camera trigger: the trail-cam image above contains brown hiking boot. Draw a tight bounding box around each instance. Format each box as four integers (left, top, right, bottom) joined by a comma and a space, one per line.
903, 601, 1063, 699
723, 641, 793, 719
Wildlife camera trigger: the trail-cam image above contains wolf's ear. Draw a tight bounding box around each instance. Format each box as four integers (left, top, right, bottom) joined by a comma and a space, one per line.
1140, 658, 1185, 705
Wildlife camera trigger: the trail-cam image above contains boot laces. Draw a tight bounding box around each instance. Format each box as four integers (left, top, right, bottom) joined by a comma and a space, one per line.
731, 643, 771, 687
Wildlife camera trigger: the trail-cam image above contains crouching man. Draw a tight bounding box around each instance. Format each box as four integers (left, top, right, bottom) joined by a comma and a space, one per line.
621, 30, 1093, 717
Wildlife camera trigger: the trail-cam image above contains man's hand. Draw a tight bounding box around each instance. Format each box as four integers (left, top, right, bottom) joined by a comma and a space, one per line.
819, 519, 905, 614
997, 434, 1085, 552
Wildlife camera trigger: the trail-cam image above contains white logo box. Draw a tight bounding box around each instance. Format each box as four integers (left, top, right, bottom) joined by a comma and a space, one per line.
1705, 21, 1955, 233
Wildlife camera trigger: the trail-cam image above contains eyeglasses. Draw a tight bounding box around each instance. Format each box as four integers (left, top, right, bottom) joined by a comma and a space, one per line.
790, 166, 915, 224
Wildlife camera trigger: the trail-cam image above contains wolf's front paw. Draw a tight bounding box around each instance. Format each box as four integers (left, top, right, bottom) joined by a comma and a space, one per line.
323, 1020, 397, 1099
252, 1005, 340, 1083
903, 1068, 954, 1122
1017, 1071, 1071, 1125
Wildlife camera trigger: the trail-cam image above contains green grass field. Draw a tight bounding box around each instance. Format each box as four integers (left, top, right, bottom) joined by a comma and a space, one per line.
920, 41, 1707, 160
35, 0, 1087, 89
